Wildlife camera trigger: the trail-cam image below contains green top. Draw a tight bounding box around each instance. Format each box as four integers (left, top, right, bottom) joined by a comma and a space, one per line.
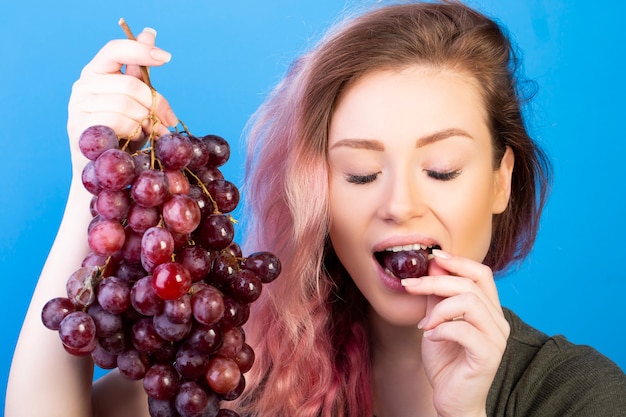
486, 308, 626, 416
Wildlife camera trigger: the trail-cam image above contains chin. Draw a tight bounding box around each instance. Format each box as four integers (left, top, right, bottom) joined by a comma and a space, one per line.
370, 296, 428, 327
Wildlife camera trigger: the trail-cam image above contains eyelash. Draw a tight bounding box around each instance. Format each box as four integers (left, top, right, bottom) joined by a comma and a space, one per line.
346, 170, 461, 184
425, 169, 461, 181
346, 173, 380, 184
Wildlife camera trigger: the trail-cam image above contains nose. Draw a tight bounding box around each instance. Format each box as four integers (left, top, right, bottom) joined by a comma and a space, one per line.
377, 169, 427, 223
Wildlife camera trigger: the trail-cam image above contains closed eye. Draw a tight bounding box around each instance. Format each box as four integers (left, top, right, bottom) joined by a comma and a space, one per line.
346, 172, 380, 184
425, 170, 461, 181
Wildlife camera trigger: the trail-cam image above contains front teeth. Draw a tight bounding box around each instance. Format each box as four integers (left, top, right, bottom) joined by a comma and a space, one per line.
385, 244, 433, 252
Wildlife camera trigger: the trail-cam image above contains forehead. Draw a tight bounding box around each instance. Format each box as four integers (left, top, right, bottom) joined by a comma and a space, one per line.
328, 65, 489, 145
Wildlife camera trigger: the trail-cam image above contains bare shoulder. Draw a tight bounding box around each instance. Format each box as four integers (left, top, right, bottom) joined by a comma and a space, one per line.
93, 370, 149, 417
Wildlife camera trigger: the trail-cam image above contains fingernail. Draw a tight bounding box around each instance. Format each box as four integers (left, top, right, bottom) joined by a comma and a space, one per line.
143, 27, 157, 38
417, 317, 427, 330
150, 47, 171, 63
422, 329, 434, 339
432, 249, 451, 259
401, 278, 421, 287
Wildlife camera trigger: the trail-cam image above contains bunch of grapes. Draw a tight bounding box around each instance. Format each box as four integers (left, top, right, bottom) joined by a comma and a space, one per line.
41, 124, 281, 417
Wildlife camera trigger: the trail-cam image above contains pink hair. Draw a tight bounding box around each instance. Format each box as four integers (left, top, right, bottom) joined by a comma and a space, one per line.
237, 50, 373, 416
235, 1, 551, 415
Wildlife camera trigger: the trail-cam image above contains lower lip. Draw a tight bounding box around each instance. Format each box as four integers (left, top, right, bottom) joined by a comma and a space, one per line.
374, 260, 406, 292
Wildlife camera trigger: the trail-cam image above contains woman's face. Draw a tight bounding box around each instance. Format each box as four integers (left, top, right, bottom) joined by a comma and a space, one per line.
327, 66, 513, 326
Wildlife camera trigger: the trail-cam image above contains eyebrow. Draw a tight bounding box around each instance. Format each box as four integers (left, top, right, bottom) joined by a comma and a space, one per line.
329, 128, 474, 151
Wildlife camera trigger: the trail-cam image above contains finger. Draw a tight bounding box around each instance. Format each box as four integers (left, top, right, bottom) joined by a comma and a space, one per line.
71, 93, 152, 127
126, 27, 157, 80
404, 276, 508, 335
422, 320, 506, 370
402, 275, 491, 309
422, 293, 510, 363
69, 111, 146, 144
419, 292, 509, 342
81, 38, 171, 77
70, 73, 177, 125
430, 249, 501, 307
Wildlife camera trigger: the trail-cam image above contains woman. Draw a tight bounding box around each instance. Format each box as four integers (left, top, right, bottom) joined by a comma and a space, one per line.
6, 1, 626, 416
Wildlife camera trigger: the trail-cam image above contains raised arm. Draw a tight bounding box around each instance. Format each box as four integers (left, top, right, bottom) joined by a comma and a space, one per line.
5, 28, 176, 417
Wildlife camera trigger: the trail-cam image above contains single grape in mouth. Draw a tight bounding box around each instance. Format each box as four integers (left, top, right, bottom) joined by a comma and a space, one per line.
375, 245, 441, 279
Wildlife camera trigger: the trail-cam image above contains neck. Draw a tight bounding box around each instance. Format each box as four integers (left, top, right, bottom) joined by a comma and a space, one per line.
369, 307, 424, 359
369, 308, 437, 417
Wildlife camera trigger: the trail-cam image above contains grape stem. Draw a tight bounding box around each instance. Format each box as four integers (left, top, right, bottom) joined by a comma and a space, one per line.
118, 18, 153, 89
183, 168, 220, 214
118, 18, 165, 170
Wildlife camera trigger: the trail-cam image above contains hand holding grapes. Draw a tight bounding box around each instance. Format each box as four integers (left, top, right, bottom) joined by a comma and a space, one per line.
401, 251, 510, 417
67, 26, 177, 175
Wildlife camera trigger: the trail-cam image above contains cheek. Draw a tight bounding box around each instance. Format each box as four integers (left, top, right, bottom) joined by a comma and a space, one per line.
327, 177, 377, 281
436, 177, 495, 261
328, 180, 358, 250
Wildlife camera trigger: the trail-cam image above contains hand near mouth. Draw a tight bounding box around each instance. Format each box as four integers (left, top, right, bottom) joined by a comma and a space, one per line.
401, 250, 510, 417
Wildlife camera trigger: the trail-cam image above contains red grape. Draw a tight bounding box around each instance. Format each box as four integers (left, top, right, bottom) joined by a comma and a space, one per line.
59, 311, 97, 350
91, 342, 119, 369
215, 326, 244, 358
143, 363, 180, 400
88, 219, 126, 256
191, 286, 225, 326
233, 343, 255, 373
81, 161, 102, 195
65, 266, 100, 309
155, 132, 193, 170
131, 170, 169, 208
41, 297, 76, 331
99, 330, 128, 355
132, 317, 167, 355
95, 189, 131, 221
380, 249, 430, 279
205, 179, 239, 213
130, 276, 164, 316
231, 269, 262, 304
152, 262, 192, 301
164, 294, 192, 324
96, 276, 131, 315
126, 204, 160, 234
87, 302, 123, 337
201, 134, 230, 167
117, 348, 150, 380
164, 169, 190, 194
177, 245, 212, 283
174, 343, 209, 380
162, 194, 202, 235
153, 310, 192, 342
205, 356, 241, 394
188, 322, 223, 354
141, 226, 175, 271
197, 214, 234, 251
79, 125, 119, 160
94, 148, 136, 191
187, 135, 210, 170
243, 251, 282, 283
174, 381, 211, 417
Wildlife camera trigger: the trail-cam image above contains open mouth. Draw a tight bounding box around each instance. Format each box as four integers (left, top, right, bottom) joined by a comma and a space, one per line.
374, 244, 441, 279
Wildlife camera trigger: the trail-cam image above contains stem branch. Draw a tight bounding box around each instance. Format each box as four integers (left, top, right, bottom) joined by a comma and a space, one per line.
118, 18, 153, 89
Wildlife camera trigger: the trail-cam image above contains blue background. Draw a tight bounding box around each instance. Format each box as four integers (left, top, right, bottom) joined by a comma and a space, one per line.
1, 0, 625, 410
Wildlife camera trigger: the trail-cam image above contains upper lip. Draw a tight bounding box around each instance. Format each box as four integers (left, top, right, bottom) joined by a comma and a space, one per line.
372, 235, 441, 253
